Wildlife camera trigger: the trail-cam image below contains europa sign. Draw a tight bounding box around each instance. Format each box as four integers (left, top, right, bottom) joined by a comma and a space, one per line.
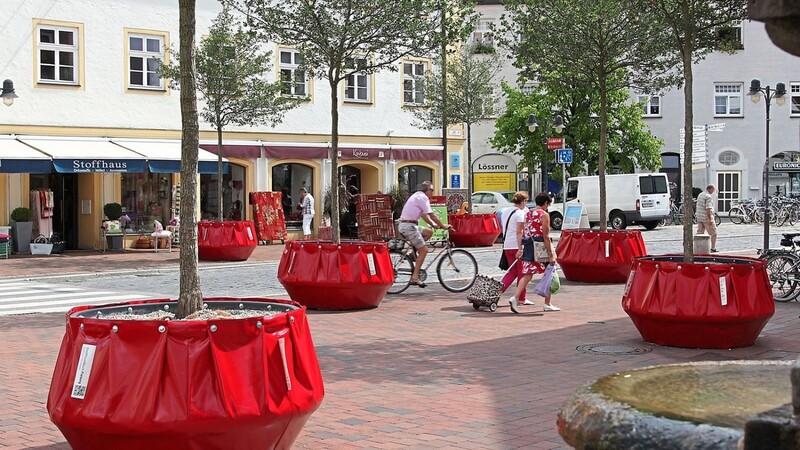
773, 162, 800, 172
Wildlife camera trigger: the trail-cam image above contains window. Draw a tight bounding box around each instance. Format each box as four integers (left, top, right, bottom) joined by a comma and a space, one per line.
566, 180, 578, 202
272, 163, 313, 230
714, 83, 742, 116
200, 165, 246, 221
639, 176, 668, 195
469, 19, 495, 54
398, 165, 433, 194
279, 49, 308, 97
791, 82, 800, 117
37, 24, 79, 85
121, 172, 173, 231
637, 95, 661, 116
344, 57, 370, 103
719, 150, 740, 166
716, 20, 743, 50
520, 83, 536, 96
403, 61, 426, 106
127, 33, 165, 90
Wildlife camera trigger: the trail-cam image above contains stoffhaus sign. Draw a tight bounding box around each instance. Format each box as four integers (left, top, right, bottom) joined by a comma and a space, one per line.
773, 162, 800, 171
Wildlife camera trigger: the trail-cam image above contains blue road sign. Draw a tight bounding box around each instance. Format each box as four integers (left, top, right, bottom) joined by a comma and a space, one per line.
450, 174, 461, 188
557, 148, 573, 164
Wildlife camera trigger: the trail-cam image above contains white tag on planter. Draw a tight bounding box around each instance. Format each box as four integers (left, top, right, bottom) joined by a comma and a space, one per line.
623, 270, 635, 297
605, 240, 610, 258
719, 277, 728, 306
367, 253, 376, 276
287, 252, 296, 274
246, 227, 253, 241
71, 344, 96, 399
278, 337, 292, 391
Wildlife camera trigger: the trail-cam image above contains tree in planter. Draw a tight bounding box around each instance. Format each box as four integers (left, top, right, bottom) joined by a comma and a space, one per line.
225, 0, 464, 242
160, 6, 296, 222
407, 46, 500, 204
499, 0, 679, 231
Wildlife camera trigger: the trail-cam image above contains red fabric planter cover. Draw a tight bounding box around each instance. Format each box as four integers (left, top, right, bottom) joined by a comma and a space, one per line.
556, 229, 647, 283
447, 214, 501, 247
278, 240, 393, 310
198, 220, 258, 261
47, 297, 324, 450
622, 255, 775, 348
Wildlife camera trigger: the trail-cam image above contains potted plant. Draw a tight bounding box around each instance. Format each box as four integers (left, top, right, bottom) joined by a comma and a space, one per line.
103, 202, 124, 251
10, 206, 33, 254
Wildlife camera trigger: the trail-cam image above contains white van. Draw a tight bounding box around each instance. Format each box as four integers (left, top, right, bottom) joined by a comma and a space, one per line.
548, 173, 671, 230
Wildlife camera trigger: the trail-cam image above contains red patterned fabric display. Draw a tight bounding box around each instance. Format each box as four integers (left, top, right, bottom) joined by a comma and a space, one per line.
355, 194, 394, 241
249, 191, 287, 243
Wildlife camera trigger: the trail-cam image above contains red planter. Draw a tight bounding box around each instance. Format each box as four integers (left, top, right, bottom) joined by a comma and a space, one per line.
198, 220, 258, 261
47, 297, 324, 450
447, 214, 501, 247
278, 240, 393, 310
622, 255, 775, 348
556, 228, 647, 283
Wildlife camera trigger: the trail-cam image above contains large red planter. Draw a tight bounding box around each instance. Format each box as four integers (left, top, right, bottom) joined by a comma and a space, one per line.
556, 228, 647, 283
622, 255, 775, 348
447, 214, 501, 247
198, 220, 258, 261
278, 240, 393, 310
47, 297, 324, 450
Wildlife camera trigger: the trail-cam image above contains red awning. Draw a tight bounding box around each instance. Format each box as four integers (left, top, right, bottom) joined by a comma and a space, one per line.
200, 144, 261, 159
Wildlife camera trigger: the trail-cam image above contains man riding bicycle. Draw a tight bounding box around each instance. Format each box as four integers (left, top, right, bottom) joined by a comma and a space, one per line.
397, 181, 453, 288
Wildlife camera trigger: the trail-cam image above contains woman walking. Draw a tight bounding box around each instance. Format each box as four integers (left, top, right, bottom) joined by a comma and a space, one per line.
499, 192, 532, 305
509, 192, 559, 314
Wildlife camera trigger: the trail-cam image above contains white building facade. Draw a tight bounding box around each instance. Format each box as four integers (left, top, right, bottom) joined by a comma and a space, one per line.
0, 0, 463, 249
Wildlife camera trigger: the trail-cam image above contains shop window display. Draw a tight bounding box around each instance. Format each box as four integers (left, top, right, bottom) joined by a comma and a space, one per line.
121, 172, 172, 231
200, 164, 246, 221
272, 163, 313, 230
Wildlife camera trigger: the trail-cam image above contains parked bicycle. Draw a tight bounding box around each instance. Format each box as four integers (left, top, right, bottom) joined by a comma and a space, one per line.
661, 199, 720, 226
759, 232, 800, 302
386, 236, 478, 294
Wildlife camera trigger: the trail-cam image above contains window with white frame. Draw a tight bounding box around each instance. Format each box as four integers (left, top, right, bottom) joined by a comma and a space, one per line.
637, 95, 661, 116
791, 82, 800, 116
470, 19, 494, 44
403, 61, 426, 106
344, 57, 370, 103
716, 20, 743, 50
37, 25, 79, 84
128, 34, 164, 90
520, 83, 536, 96
714, 83, 743, 116
279, 49, 308, 97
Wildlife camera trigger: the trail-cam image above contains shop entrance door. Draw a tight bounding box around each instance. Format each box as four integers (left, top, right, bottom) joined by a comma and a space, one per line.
51, 173, 79, 250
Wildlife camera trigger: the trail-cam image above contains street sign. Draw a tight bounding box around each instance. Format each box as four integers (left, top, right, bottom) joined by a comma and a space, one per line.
557, 148, 573, 164
546, 138, 564, 151
707, 123, 726, 132
450, 174, 461, 188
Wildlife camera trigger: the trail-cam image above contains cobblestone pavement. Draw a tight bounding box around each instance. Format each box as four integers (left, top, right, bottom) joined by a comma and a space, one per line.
1, 224, 799, 449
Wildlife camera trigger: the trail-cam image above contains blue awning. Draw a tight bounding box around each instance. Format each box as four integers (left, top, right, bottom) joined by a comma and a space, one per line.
18, 137, 147, 173
0, 137, 53, 173
113, 140, 228, 174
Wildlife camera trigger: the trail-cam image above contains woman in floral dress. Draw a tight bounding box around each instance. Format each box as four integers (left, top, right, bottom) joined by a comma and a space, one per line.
509, 192, 559, 314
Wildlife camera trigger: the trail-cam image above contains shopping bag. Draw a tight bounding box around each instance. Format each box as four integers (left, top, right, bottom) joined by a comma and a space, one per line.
498, 251, 509, 270
533, 264, 556, 297
550, 269, 561, 295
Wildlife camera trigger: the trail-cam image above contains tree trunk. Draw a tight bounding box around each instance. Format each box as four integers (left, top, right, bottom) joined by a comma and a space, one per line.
216, 124, 224, 221
599, 81, 608, 231
682, 31, 695, 264
329, 76, 341, 243
177, 0, 203, 318
466, 122, 473, 202
440, 0, 448, 190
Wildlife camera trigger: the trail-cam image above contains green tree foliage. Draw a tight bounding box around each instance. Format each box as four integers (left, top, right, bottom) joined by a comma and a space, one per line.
491, 80, 663, 192
409, 47, 500, 199
225, 0, 463, 242
635, 0, 746, 261
499, 0, 679, 230
161, 6, 296, 221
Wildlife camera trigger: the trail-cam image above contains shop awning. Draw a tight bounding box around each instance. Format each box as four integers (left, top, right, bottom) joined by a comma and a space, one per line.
18, 136, 147, 173
114, 139, 228, 174
0, 136, 52, 173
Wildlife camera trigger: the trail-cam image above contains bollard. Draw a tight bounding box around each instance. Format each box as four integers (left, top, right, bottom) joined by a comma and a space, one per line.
693, 234, 711, 254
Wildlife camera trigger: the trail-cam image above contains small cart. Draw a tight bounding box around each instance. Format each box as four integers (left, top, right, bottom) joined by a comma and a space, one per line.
467, 274, 504, 312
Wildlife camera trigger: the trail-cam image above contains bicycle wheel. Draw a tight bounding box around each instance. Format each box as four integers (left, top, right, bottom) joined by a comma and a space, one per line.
714, 213, 721, 226
728, 206, 745, 224
387, 250, 413, 294
765, 253, 800, 302
436, 248, 478, 292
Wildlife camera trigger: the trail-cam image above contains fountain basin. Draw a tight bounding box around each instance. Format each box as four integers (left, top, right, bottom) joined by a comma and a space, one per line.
557, 360, 792, 450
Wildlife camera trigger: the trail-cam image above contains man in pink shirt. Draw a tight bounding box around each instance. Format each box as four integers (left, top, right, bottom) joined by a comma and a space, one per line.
397, 181, 452, 287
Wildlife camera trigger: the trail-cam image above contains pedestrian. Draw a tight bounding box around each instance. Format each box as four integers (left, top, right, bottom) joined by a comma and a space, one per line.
499, 192, 534, 306
297, 187, 315, 239
695, 184, 718, 252
509, 192, 559, 313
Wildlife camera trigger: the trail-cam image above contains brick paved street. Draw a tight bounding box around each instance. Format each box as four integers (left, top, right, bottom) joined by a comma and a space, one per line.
1, 231, 799, 449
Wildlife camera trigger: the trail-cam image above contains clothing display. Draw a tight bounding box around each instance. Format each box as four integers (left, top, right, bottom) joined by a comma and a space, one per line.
249, 191, 287, 243
30, 189, 54, 238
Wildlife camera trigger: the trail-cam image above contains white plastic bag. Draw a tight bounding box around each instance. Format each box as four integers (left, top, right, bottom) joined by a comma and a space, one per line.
533, 264, 556, 297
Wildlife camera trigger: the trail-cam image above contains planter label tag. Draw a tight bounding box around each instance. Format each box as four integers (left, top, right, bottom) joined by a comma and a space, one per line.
71, 344, 96, 399
287, 252, 296, 273
605, 240, 610, 258
623, 270, 635, 297
367, 253, 376, 276
246, 227, 253, 240
719, 278, 728, 306
278, 337, 292, 391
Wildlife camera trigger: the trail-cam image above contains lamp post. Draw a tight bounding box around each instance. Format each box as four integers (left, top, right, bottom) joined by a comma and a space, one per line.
1, 79, 17, 106
747, 79, 786, 252
527, 113, 564, 196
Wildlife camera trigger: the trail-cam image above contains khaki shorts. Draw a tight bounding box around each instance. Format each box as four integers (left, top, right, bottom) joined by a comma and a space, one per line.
696, 220, 717, 238
398, 223, 425, 250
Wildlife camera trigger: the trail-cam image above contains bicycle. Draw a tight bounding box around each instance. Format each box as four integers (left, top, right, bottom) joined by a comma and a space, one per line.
759, 232, 800, 302
386, 236, 478, 294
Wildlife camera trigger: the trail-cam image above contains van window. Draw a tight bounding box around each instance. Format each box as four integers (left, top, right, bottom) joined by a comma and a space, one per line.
640, 176, 668, 194
566, 180, 579, 201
